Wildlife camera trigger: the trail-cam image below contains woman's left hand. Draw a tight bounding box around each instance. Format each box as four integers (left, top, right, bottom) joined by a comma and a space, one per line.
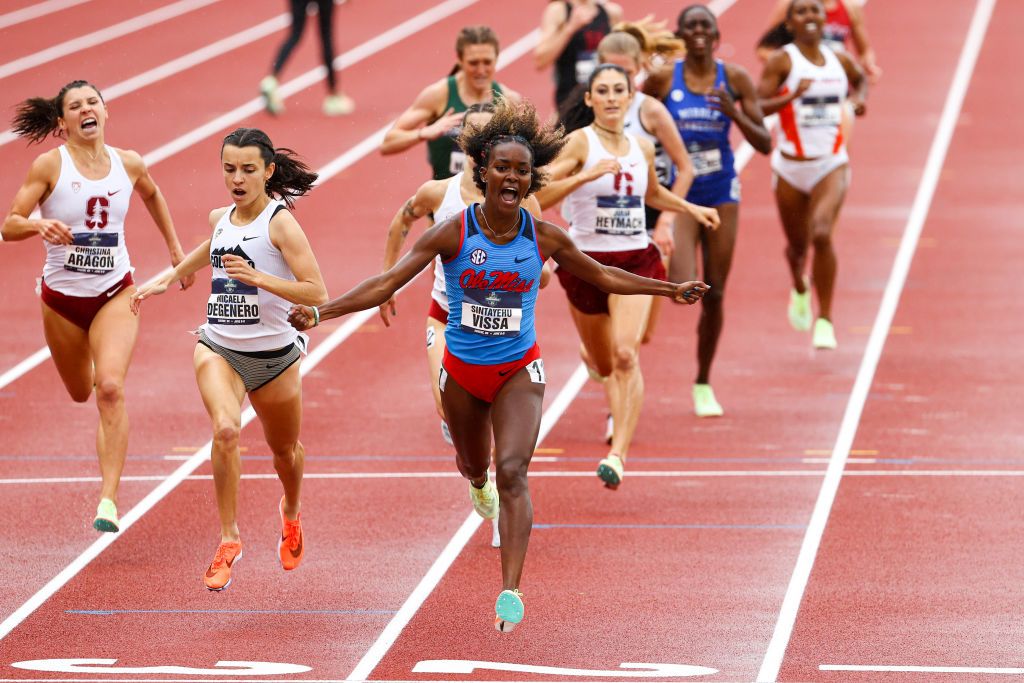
171, 249, 195, 290
687, 202, 720, 231
221, 254, 261, 287
707, 87, 739, 121
288, 304, 316, 331
850, 97, 867, 117
671, 280, 710, 305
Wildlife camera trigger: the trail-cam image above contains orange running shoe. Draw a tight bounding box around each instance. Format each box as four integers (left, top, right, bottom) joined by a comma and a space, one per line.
204, 541, 242, 591
278, 496, 304, 571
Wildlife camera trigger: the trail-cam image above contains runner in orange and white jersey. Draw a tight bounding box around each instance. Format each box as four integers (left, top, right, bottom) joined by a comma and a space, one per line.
758, 0, 867, 351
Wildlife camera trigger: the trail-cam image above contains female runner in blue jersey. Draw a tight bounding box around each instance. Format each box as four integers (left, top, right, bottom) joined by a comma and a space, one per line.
288, 98, 709, 633
645, 5, 771, 417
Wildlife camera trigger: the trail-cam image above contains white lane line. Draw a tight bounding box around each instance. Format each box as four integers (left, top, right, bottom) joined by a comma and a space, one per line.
0, 0, 221, 81
821, 665, 1024, 675
11, 469, 1024, 485
0, 12, 291, 149
755, 0, 997, 680
0, 0, 92, 30
0, 0, 482, 393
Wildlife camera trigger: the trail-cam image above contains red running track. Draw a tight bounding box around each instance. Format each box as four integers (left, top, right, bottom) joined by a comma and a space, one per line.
0, 0, 1016, 681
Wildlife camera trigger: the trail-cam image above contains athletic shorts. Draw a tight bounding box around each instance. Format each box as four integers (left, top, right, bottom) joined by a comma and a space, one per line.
440, 343, 544, 403
40, 271, 134, 331
771, 148, 850, 195
686, 171, 741, 207
198, 329, 303, 393
427, 298, 449, 325
556, 243, 666, 315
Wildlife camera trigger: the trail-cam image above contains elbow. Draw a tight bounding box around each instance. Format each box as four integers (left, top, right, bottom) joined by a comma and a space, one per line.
755, 138, 773, 155
314, 288, 329, 307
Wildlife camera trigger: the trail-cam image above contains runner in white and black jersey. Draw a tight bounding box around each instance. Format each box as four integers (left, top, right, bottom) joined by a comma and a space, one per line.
2, 79, 192, 534
132, 128, 327, 593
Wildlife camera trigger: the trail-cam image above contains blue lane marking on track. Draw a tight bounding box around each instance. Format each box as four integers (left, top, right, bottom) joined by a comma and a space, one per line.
533, 523, 807, 530
67, 609, 397, 616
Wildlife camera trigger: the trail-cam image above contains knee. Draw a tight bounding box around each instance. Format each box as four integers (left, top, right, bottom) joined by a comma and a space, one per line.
701, 285, 725, 309
272, 443, 298, 466
212, 420, 240, 451
495, 458, 529, 498
612, 345, 638, 373
811, 222, 834, 250
93, 377, 124, 407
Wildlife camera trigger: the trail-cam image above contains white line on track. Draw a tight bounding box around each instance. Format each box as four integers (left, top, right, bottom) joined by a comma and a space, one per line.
0, 0, 92, 30
0, 0, 483, 392
0, 0, 221, 81
755, 0, 997, 680
10, 469, 1024, 486
821, 664, 1024, 675
0, 20, 542, 645
0, 12, 291, 149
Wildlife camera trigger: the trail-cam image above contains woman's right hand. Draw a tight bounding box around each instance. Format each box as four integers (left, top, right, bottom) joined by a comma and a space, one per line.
129, 280, 169, 315
378, 297, 397, 327
583, 158, 621, 182
37, 219, 73, 245
288, 304, 316, 331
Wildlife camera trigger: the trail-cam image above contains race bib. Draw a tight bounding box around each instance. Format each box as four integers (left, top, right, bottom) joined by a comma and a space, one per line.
207, 278, 259, 325
449, 150, 466, 175
798, 95, 842, 127
575, 51, 597, 84
653, 145, 675, 187
688, 140, 723, 176
460, 289, 522, 337
595, 195, 645, 236
64, 232, 117, 274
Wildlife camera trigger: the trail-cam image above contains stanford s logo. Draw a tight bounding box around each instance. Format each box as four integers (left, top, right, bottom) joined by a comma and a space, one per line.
470, 248, 487, 266
85, 196, 109, 229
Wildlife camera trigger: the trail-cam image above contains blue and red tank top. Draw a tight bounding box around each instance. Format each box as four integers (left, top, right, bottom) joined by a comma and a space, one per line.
442, 204, 543, 365
665, 59, 737, 188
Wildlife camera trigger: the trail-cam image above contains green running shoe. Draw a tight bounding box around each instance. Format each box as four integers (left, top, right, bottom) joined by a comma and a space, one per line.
813, 318, 838, 349
692, 383, 724, 417
93, 498, 119, 533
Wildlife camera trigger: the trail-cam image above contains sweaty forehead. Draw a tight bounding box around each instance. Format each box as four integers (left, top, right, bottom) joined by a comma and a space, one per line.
461, 43, 497, 62
489, 141, 532, 165
222, 144, 265, 166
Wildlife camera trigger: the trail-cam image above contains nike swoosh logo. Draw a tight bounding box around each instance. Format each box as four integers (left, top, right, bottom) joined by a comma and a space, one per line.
283, 532, 303, 559
513, 255, 530, 263
205, 553, 238, 577
242, 235, 259, 241
107, 190, 121, 196
106, 285, 123, 298
266, 362, 283, 369
497, 368, 513, 376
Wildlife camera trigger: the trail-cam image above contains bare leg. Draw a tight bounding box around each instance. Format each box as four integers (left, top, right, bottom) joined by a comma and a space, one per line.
774, 174, 812, 293
807, 164, 850, 321
425, 315, 447, 421
604, 293, 652, 460
41, 303, 93, 403
194, 344, 247, 542
695, 203, 739, 384
249, 361, 304, 520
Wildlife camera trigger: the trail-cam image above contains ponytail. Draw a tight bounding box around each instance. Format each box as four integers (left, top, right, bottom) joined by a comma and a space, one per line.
266, 148, 317, 207
221, 127, 317, 208
11, 79, 103, 145
757, 21, 793, 51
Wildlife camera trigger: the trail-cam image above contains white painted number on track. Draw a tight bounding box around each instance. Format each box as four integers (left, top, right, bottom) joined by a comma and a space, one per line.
413, 660, 718, 678
11, 660, 311, 676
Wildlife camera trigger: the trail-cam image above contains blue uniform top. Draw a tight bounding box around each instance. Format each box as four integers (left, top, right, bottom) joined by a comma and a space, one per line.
443, 204, 543, 365
665, 59, 737, 193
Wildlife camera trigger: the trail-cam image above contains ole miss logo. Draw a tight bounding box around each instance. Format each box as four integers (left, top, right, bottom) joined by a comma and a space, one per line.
85, 196, 109, 229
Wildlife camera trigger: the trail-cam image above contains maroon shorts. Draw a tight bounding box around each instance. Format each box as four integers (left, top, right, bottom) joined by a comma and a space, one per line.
441, 343, 543, 403
427, 298, 449, 325
556, 243, 666, 315
41, 272, 134, 331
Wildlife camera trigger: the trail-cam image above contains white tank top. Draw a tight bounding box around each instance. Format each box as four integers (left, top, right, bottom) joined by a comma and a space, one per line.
39, 145, 134, 296
776, 43, 848, 159
430, 172, 470, 311
202, 200, 305, 352
622, 93, 671, 189
562, 126, 649, 253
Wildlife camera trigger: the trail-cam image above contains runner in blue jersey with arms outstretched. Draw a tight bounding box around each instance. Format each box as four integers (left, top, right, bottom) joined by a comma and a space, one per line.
288, 97, 709, 633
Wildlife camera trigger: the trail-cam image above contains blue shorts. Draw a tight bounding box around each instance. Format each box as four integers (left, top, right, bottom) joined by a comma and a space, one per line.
686, 171, 740, 207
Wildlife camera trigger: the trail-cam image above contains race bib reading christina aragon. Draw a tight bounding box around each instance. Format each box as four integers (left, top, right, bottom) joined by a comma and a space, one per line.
64, 232, 118, 274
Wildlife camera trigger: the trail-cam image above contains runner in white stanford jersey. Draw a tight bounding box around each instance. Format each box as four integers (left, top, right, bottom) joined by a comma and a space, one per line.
2, 79, 191, 533
132, 128, 327, 592
758, 0, 867, 350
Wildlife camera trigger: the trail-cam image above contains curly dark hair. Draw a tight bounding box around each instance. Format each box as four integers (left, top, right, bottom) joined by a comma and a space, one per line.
458, 96, 566, 197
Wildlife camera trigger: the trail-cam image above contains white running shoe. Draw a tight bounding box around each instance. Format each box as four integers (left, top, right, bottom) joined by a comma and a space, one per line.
259, 76, 284, 115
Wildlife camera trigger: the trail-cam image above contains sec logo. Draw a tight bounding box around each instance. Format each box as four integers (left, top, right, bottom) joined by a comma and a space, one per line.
470, 248, 487, 265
